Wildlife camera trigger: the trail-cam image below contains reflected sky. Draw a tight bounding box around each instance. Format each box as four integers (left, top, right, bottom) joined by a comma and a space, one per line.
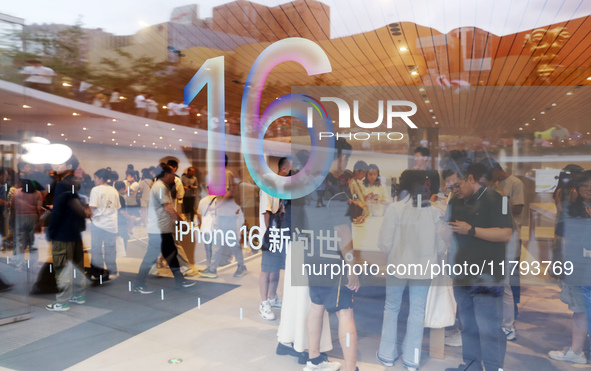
3, 0, 590, 37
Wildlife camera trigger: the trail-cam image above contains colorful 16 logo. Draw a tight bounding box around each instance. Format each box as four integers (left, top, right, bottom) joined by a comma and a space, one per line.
184, 38, 335, 200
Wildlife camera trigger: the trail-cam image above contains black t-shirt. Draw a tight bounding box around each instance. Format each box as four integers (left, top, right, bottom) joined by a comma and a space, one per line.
447, 186, 513, 285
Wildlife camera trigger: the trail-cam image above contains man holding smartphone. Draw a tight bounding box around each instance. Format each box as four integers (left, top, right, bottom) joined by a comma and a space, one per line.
445, 163, 513, 371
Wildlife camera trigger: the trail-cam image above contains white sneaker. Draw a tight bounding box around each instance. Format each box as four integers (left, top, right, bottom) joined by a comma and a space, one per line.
502, 326, 517, 341
268, 295, 282, 309
259, 300, 275, 320
445, 329, 462, 347
548, 347, 587, 364
303, 355, 340, 371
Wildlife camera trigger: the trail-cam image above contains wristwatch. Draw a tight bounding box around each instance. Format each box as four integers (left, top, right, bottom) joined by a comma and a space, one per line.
468, 225, 476, 237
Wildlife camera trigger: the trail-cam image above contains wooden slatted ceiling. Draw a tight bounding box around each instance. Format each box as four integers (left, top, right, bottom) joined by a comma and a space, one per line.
172, 1, 591, 135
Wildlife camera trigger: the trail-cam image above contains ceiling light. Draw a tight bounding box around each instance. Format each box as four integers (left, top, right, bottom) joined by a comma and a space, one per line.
587, 77, 591, 80
112, 131, 116, 134
171, 128, 175, 131
2, 118, 10, 121
72, 112, 79, 116
116, 143, 118, 145
133, 140, 136, 143
194, 131, 198, 134
112, 138, 115, 141
163, 106, 167, 109
566, 92, 573, 95
525, 123, 529, 126
532, 118, 536, 120
159, 136, 163, 139
83, 140, 86, 142
145, 124, 149, 126
419, 88, 425, 92
152, 142, 155, 145
22, 105, 31, 108
552, 103, 556, 106
179, 139, 182, 142
61, 133, 64, 136
47, 123, 52, 126
425, 100, 430, 104
88, 136, 91, 139
434, 122, 438, 125
519, 127, 523, 130
138, 134, 141, 136
224, 119, 228, 122
541, 111, 545, 114
112, 119, 117, 122
62, 82, 72, 87
197, 113, 201, 116
411, 71, 419, 76
432, 116, 436, 119
429, 109, 433, 112
83, 127, 87, 130
399, 47, 407, 52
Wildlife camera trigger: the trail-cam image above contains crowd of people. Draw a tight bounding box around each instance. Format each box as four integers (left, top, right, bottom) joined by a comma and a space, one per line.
2, 140, 591, 371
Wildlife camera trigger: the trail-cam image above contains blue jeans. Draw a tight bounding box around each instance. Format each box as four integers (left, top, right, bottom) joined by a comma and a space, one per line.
90, 224, 117, 275
378, 277, 431, 368
580, 286, 591, 350
454, 285, 506, 371
209, 216, 244, 272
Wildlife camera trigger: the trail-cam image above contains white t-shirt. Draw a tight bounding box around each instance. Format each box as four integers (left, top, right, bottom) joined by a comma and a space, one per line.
497, 175, 525, 229
259, 190, 281, 232
21, 65, 56, 84
147, 180, 174, 234
378, 196, 445, 279
146, 99, 158, 113
167, 102, 177, 116
124, 180, 140, 207
89, 184, 121, 233
135, 94, 147, 109
173, 103, 189, 116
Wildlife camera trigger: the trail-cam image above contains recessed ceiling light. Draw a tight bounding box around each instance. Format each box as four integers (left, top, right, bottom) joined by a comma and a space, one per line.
519, 127, 523, 130
434, 122, 438, 125
541, 111, 545, 114
587, 77, 591, 80
429, 109, 433, 112
47, 123, 52, 126
419, 88, 425, 92
525, 123, 529, 126
152, 142, 155, 145
567, 92, 573, 95
138, 134, 141, 136
194, 131, 198, 134
112, 131, 116, 134
171, 128, 175, 131
145, 124, 149, 126
197, 113, 201, 116
133, 140, 136, 143
425, 100, 430, 104
411, 71, 419, 76
179, 139, 182, 142
552, 103, 556, 106
532, 118, 536, 120
163, 106, 167, 109
399, 46, 408, 52
83, 140, 86, 142
61, 133, 64, 136
432, 116, 436, 119
22, 105, 31, 108
83, 127, 87, 130
112, 119, 117, 122
112, 138, 115, 141
159, 136, 163, 139
2, 118, 10, 121
116, 143, 118, 145
88, 136, 91, 139
72, 112, 79, 116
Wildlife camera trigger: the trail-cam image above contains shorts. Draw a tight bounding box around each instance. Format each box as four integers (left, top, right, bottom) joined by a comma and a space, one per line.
560, 282, 585, 313
309, 283, 354, 313
261, 249, 285, 273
